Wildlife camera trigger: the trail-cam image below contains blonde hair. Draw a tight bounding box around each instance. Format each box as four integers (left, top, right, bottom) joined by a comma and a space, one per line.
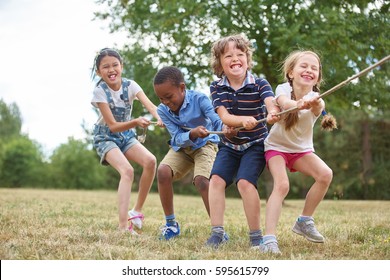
211, 34, 254, 78
283, 50, 323, 90
281, 50, 337, 131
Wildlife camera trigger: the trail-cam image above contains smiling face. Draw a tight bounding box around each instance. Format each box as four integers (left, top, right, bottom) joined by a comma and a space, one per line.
96, 55, 123, 91
154, 81, 186, 114
288, 53, 321, 91
221, 41, 248, 80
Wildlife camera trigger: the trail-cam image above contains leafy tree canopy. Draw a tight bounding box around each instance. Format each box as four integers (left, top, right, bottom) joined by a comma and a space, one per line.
0, 98, 22, 141
95, 0, 389, 118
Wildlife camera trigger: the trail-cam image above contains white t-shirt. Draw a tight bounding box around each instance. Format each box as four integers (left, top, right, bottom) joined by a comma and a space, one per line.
91, 80, 142, 125
264, 82, 320, 153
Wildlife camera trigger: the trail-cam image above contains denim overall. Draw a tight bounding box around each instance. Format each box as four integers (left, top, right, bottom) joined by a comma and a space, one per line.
93, 79, 137, 165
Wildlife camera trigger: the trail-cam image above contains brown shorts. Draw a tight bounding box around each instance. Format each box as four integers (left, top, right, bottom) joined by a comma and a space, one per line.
160, 142, 218, 181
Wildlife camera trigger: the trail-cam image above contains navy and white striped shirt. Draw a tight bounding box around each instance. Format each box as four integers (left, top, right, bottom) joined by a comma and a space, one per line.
210, 72, 274, 151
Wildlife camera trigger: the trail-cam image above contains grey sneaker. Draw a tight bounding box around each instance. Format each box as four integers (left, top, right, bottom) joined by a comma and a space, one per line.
292, 217, 325, 243
259, 240, 281, 254
206, 232, 229, 248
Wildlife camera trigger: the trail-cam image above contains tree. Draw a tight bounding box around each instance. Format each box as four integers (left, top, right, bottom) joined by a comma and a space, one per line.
0, 100, 45, 188
94, 0, 390, 198
0, 136, 45, 188
49, 137, 112, 189
95, 0, 389, 99
0, 98, 22, 141
94, 0, 389, 131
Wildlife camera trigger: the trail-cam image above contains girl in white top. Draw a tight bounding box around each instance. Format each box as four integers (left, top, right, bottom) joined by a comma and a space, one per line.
262, 50, 337, 254
91, 48, 163, 233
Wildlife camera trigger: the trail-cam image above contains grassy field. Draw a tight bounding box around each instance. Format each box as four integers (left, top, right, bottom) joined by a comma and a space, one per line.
0, 188, 389, 260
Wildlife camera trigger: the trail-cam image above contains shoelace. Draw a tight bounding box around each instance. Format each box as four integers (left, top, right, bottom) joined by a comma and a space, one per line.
128, 213, 144, 231
268, 242, 279, 251
260, 240, 280, 253
160, 224, 178, 236
303, 221, 319, 235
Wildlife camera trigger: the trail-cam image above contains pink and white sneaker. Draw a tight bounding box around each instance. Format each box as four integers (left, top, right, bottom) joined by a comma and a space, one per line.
128, 209, 144, 230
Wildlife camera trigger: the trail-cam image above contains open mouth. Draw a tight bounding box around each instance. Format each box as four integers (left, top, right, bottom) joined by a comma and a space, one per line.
230, 64, 242, 69
301, 74, 313, 80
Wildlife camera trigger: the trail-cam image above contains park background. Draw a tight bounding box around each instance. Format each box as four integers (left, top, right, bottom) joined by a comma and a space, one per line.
0, 0, 389, 261
1, 0, 389, 199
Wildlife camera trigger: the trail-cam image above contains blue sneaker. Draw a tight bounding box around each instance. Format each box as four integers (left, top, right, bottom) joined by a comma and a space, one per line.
159, 222, 180, 240
206, 232, 229, 248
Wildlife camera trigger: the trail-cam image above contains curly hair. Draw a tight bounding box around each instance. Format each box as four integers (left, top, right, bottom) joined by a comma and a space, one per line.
210, 33, 254, 78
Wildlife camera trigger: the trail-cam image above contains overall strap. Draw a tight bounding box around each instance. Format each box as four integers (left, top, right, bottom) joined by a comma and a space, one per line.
121, 78, 131, 108
99, 81, 115, 109
99, 79, 132, 109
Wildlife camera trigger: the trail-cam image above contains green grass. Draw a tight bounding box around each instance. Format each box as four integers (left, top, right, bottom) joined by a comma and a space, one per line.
0, 188, 389, 260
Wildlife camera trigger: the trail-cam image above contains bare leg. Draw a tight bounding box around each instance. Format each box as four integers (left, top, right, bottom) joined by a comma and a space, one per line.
157, 164, 175, 216
193, 175, 210, 216
124, 143, 156, 212
237, 179, 260, 231
105, 148, 134, 230
264, 156, 290, 235
293, 153, 333, 216
209, 175, 226, 226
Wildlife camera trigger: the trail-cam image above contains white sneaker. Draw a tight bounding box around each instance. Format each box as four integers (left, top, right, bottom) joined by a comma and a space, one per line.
259, 240, 281, 254
128, 209, 144, 229
118, 227, 139, 235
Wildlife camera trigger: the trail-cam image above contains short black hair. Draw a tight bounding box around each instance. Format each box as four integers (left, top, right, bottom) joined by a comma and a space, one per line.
153, 66, 184, 87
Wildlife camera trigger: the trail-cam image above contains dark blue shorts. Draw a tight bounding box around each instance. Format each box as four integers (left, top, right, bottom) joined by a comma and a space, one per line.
210, 143, 266, 188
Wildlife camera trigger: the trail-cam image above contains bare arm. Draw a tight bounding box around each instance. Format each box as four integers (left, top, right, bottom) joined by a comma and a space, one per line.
97, 102, 150, 133
216, 106, 258, 130
264, 96, 281, 124
275, 95, 299, 110
136, 90, 164, 126
308, 97, 325, 116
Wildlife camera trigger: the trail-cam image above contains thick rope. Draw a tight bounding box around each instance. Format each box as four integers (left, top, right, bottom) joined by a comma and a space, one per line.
147, 54, 390, 135
319, 55, 390, 99
149, 121, 225, 135
238, 54, 390, 129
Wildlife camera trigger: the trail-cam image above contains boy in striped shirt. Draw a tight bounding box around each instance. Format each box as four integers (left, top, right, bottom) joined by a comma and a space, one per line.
206, 34, 280, 248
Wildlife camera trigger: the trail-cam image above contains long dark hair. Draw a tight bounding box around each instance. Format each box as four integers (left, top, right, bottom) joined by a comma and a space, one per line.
91, 48, 123, 86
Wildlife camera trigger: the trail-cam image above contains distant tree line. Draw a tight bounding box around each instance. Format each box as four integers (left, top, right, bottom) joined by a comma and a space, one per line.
1, 96, 389, 199
1, 0, 389, 199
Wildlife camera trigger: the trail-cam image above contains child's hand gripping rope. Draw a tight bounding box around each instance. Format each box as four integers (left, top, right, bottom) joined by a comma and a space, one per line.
245, 54, 390, 130
137, 120, 163, 143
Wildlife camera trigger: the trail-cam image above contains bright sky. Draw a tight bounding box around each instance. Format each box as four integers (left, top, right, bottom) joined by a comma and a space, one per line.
0, 0, 127, 156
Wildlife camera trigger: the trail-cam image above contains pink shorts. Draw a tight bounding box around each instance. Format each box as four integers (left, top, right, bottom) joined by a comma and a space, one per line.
265, 150, 312, 172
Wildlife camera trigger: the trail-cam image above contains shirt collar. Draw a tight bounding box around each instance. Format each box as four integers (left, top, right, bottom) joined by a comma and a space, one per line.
217, 71, 256, 88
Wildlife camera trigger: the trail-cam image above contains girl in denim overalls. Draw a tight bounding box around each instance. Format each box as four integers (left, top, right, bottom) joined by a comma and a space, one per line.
91, 48, 163, 233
